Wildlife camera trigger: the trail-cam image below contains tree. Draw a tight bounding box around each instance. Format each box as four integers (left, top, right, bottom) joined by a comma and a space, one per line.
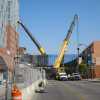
79, 63, 88, 78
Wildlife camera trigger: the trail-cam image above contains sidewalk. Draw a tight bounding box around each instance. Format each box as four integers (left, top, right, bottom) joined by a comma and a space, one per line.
84, 78, 100, 83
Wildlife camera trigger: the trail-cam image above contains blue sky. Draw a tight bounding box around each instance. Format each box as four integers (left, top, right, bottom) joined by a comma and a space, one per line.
18, 0, 100, 55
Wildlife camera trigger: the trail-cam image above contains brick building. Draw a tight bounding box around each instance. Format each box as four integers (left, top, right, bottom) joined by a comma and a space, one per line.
0, 0, 19, 80
81, 41, 100, 78
0, 25, 19, 79
18, 47, 26, 55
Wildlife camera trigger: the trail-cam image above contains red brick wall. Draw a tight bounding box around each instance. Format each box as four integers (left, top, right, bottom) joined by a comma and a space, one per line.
0, 25, 19, 72
95, 65, 100, 78
18, 47, 26, 55
93, 41, 100, 78
93, 41, 100, 57
82, 41, 100, 78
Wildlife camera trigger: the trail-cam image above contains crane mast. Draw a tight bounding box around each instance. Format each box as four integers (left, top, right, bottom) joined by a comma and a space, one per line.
17, 21, 46, 55
54, 15, 78, 71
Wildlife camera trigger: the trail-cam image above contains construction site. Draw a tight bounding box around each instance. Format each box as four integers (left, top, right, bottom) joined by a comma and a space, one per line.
0, 0, 100, 100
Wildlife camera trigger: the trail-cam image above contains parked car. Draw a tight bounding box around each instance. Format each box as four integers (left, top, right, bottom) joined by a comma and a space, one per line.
56, 72, 68, 81
72, 73, 82, 80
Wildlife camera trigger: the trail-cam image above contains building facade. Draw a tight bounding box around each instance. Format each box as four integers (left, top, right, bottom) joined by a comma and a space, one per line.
0, 0, 19, 80
0, 0, 19, 47
32, 54, 76, 67
81, 41, 100, 78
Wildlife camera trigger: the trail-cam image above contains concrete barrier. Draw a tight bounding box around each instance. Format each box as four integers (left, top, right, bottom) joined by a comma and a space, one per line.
15, 63, 47, 100
21, 79, 42, 100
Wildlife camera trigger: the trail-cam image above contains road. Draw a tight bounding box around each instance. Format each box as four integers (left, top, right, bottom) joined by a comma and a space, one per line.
34, 80, 100, 100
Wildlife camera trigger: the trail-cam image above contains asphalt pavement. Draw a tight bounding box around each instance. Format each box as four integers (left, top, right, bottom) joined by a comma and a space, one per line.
34, 80, 100, 100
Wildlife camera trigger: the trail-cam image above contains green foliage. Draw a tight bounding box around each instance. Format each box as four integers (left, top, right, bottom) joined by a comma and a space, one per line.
79, 63, 88, 77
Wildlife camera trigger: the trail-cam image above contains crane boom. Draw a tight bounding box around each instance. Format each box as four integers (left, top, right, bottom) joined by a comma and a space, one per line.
54, 15, 78, 69
18, 21, 46, 55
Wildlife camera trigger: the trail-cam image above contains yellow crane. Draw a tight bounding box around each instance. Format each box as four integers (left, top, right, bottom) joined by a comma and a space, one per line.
17, 21, 46, 55
12, 21, 47, 98
54, 14, 78, 73
18, 21, 47, 92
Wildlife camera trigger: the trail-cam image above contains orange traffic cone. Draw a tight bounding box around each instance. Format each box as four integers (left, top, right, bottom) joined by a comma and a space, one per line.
12, 84, 22, 100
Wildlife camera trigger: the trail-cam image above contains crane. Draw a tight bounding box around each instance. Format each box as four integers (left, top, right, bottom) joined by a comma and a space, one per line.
17, 21, 46, 55
54, 14, 78, 73
18, 21, 47, 91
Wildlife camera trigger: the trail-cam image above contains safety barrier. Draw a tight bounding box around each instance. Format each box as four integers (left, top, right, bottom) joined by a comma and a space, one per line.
14, 63, 47, 100
12, 85, 22, 100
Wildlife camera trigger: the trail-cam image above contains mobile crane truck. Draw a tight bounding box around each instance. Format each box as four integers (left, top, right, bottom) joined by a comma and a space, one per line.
53, 14, 78, 80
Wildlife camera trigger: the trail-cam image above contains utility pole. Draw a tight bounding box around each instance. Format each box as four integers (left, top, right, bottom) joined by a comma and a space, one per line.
76, 47, 80, 73
76, 15, 79, 73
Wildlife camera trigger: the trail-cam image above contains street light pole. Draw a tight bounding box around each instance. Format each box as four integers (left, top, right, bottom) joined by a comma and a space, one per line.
76, 47, 80, 73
